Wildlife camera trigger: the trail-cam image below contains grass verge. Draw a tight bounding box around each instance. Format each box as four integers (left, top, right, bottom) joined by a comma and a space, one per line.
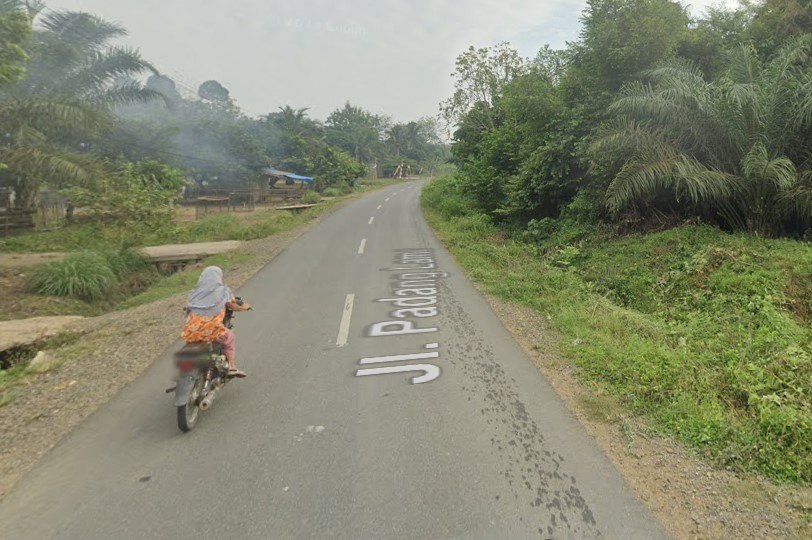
0, 182, 408, 254
1, 199, 341, 319
422, 174, 811, 484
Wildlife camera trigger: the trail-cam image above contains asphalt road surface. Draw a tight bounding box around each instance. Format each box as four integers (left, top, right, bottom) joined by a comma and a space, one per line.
0, 182, 668, 539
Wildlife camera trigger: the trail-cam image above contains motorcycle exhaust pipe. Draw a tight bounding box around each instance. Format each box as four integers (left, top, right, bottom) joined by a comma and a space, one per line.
199, 389, 217, 411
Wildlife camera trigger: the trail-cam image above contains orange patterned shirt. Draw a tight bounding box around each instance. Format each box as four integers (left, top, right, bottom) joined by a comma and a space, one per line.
181, 309, 226, 343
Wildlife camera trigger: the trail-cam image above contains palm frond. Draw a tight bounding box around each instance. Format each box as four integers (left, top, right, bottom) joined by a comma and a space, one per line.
0, 144, 108, 189
791, 74, 812, 131
54, 46, 156, 98
0, 0, 22, 14
775, 171, 812, 221
89, 82, 163, 108
643, 58, 707, 89
9, 124, 46, 146
0, 97, 110, 138
611, 79, 735, 168
725, 44, 760, 84
763, 36, 810, 84
590, 117, 669, 160
39, 11, 126, 47
741, 143, 797, 191
606, 148, 739, 213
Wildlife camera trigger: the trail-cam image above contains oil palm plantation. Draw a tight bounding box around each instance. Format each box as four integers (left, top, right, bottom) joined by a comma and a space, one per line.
0, 2, 159, 208
591, 38, 812, 236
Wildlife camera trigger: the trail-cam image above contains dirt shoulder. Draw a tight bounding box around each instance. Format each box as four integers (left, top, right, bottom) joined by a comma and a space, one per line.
483, 295, 811, 539
0, 199, 349, 498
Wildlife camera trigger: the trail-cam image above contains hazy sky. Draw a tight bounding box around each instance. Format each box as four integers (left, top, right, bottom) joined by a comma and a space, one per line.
49, 0, 736, 122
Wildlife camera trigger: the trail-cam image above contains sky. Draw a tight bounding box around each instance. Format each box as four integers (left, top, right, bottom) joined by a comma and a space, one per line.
49, 0, 738, 122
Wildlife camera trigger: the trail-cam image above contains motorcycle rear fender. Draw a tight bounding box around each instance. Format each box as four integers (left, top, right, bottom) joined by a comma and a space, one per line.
175, 374, 198, 407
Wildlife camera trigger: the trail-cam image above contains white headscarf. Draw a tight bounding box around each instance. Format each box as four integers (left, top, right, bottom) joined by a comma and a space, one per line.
187, 266, 231, 316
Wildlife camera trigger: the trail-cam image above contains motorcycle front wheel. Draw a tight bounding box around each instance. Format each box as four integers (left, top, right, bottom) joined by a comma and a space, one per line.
177, 376, 203, 432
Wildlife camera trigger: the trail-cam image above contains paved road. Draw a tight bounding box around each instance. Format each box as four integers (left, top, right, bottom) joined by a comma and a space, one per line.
0, 183, 668, 539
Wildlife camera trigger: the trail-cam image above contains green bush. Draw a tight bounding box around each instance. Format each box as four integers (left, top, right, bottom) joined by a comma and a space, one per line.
29, 252, 116, 300
334, 181, 354, 195
322, 187, 342, 197
102, 248, 150, 278
423, 174, 812, 483
185, 214, 238, 242
421, 175, 477, 219
62, 160, 184, 225
301, 190, 321, 204
28, 248, 156, 301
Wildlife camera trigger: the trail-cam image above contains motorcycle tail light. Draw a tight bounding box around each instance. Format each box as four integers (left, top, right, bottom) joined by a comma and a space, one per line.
177, 360, 196, 373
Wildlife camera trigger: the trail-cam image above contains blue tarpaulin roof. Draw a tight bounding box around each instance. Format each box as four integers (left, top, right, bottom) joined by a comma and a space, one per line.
261, 167, 313, 183
285, 173, 313, 182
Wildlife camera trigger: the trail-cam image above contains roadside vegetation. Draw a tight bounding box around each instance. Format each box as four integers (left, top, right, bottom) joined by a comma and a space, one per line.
0, 199, 332, 253
0, 200, 338, 318
424, 175, 810, 483
29, 249, 149, 301
433, 0, 812, 485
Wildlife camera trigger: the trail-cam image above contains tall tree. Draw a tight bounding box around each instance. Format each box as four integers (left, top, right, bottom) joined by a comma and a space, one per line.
0, 0, 30, 86
563, 0, 689, 108
198, 80, 230, 104
0, 7, 158, 207
325, 102, 388, 163
747, 0, 812, 57
440, 42, 526, 131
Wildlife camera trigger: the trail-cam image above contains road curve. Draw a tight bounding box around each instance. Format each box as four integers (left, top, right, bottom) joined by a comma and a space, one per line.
0, 182, 668, 539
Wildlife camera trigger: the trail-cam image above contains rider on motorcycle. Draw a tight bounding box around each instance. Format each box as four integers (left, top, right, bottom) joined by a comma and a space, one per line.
182, 266, 251, 378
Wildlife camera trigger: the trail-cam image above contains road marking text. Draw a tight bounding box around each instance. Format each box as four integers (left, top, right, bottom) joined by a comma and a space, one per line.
354, 249, 447, 384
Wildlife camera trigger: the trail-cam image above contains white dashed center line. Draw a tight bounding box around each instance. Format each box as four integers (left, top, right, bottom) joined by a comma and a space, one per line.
368, 217, 374, 225
336, 294, 355, 347
377, 204, 382, 210
358, 238, 367, 254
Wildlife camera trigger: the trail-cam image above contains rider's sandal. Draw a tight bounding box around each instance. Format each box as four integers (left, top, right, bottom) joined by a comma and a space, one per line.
228, 369, 247, 378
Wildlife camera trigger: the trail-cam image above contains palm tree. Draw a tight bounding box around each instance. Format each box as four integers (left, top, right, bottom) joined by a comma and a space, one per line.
0, 5, 160, 208
591, 39, 812, 235
387, 124, 408, 157
264, 106, 321, 139
325, 102, 387, 163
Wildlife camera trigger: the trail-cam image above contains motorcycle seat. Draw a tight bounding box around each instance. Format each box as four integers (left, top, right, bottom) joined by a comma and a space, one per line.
176, 342, 223, 358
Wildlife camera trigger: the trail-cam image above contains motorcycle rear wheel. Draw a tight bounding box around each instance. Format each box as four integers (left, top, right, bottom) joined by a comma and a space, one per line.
177, 378, 202, 432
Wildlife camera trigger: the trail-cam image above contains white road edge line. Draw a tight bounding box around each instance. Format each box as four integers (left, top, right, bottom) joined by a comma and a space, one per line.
358, 238, 367, 254
336, 293, 355, 347
368, 216, 374, 225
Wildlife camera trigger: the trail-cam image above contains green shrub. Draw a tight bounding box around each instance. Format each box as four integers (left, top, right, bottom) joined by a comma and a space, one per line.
335, 181, 354, 195
423, 174, 812, 483
421, 175, 477, 219
322, 187, 341, 197
185, 214, 238, 242
301, 190, 321, 204
102, 248, 150, 278
29, 252, 116, 300
62, 160, 184, 226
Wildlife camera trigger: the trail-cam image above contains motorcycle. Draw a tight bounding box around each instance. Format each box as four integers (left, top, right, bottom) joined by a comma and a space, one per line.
168, 297, 250, 432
